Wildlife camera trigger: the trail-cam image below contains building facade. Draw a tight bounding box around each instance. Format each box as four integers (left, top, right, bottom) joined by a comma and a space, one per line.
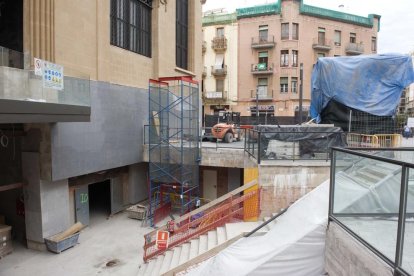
0, 0, 203, 251
202, 11, 238, 116
203, 0, 380, 118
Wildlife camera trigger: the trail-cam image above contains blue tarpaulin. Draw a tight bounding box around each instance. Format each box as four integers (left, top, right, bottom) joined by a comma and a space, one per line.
310, 54, 414, 123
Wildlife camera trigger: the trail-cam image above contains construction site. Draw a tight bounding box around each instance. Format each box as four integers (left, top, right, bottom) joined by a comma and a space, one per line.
1, 1, 414, 276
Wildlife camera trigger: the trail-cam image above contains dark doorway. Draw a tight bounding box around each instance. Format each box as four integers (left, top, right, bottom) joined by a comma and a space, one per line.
88, 180, 111, 224
0, 0, 23, 52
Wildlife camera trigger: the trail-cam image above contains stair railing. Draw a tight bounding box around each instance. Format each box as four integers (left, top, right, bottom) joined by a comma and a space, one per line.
143, 179, 260, 262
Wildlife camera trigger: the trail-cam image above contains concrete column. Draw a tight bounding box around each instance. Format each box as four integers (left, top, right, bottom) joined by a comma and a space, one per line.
22, 152, 70, 251
128, 163, 148, 204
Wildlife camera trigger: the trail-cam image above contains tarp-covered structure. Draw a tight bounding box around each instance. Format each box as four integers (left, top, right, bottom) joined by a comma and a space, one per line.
310, 54, 414, 124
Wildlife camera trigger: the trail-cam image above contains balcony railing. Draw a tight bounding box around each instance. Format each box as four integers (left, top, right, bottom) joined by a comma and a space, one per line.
251, 63, 274, 75
202, 41, 207, 53
211, 36, 227, 52
211, 65, 227, 76
312, 38, 332, 51
329, 148, 414, 276
251, 36, 276, 49
346, 43, 364, 55
250, 88, 273, 100
204, 91, 227, 100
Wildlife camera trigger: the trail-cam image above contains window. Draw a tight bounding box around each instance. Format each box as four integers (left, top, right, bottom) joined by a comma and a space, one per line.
291, 77, 298, 93
334, 30, 341, 46
318, 28, 326, 45
350, 33, 356, 43
216, 27, 224, 37
318, 53, 325, 58
292, 23, 299, 40
292, 50, 298, 67
257, 78, 268, 98
258, 51, 268, 68
176, 0, 188, 69
371, 37, 377, 52
110, 0, 152, 57
280, 50, 289, 67
216, 79, 224, 92
259, 25, 268, 42
280, 77, 288, 93
281, 23, 289, 40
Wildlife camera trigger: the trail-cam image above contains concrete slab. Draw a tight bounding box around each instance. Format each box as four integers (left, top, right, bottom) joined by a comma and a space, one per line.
0, 212, 157, 276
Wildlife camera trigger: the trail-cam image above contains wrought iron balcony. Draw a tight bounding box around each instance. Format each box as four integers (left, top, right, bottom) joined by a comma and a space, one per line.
251, 63, 274, 75
202, 41, 207, 53
202, 66, 207, 78
346, 43, 364, 55
211, 65, 227, 76
251, 88, 273, 101
312, 38, 332, 51
211, 36, 227, 52
251, 36, 276, 49
203, 91, 227, 101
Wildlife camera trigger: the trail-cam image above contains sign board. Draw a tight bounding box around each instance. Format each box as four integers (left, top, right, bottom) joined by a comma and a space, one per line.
42, 60, 64, 90
407, 117, 414, 128
34, 58, 43, 76
250, 105, 274, 111
155, 230, 169, 250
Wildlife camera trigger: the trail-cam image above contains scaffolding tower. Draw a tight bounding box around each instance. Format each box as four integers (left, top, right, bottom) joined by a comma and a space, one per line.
148, 77, 200, 226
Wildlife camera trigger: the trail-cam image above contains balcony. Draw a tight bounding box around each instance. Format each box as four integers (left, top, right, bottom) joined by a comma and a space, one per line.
211, 65, 227, 77
251, 36, 276, 49
202, 66, 207, 78
211, 36, 227, 52
203, 91, 227, 103
346, 43, 364, 55
202, 41, 207, 53
251, 88, 273, 101
312, 38, 332, 51
251, 63, 274, 75
0, 47, 91, 123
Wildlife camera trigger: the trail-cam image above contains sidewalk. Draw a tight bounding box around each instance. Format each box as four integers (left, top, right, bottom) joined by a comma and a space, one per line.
0, 212, 153, 276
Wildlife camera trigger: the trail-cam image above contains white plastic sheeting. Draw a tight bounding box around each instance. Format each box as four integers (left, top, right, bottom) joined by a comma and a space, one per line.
187, 181, 330, 276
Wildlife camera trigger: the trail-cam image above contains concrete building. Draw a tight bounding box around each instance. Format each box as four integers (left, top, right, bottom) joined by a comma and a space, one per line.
202, 11, 238, 116
232, 0, 380, 117
0, 0, 203, 251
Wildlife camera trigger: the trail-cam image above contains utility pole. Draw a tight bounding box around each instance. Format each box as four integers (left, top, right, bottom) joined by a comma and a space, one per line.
256, 86, 259, 125
299, 63, 304, 124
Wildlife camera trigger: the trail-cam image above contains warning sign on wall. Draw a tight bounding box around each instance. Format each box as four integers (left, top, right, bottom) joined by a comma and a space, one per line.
34, 58, 43, 76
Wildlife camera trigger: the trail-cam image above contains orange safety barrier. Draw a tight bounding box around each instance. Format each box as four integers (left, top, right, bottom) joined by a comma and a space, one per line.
143, 188, 261, 262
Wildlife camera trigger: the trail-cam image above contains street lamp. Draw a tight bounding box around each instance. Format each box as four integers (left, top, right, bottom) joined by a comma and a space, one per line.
299, 63, 304, 124
256, 86, 260, 125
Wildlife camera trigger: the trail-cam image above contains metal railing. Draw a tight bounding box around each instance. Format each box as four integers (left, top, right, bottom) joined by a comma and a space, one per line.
251, 63, 274, 74
211, 65, 227, 76
203, 91, 227, 100
251, 36, 276, 48
211, 36, 227, 51
143, 180, 260, 261
329, 147, 414, 276
346, 42, 364, 54
312, 38, 332, 50
250, 89, 273, 100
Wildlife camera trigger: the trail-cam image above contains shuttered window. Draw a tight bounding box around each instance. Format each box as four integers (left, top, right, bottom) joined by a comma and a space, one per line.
176, 0, 189, 69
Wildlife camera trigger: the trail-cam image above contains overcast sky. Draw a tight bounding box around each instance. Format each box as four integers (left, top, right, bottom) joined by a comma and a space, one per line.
203, 0, 414, 54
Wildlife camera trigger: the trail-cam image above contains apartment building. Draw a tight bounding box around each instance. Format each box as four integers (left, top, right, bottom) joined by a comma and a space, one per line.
202, 11, 238, 116
0, 0, 203, 251
218, 0, 380, 118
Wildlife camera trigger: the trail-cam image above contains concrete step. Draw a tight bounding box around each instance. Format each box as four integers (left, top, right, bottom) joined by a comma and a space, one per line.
198, 234, 208, 255
150, 254, 164, 276
216, 226, 227, 244
189, 239, 200, 260
143, 258, 156, 275
159, 250, 174, 275
169, 246, 182, 270
225, 222, 261, 239
207, 230, 218, 250
178, 243, 191, 265
138, 262, 147, 276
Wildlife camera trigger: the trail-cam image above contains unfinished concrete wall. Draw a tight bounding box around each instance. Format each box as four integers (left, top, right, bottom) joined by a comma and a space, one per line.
228, 168, 241, 192
22, 152, 70, 250
51, 81, 148, 181
128, 163, 148, 204
325, 222, 393, 276
259, 163, 330, 217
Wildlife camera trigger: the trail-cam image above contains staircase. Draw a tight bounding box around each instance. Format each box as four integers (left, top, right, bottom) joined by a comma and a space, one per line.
138, 217, 277, 276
